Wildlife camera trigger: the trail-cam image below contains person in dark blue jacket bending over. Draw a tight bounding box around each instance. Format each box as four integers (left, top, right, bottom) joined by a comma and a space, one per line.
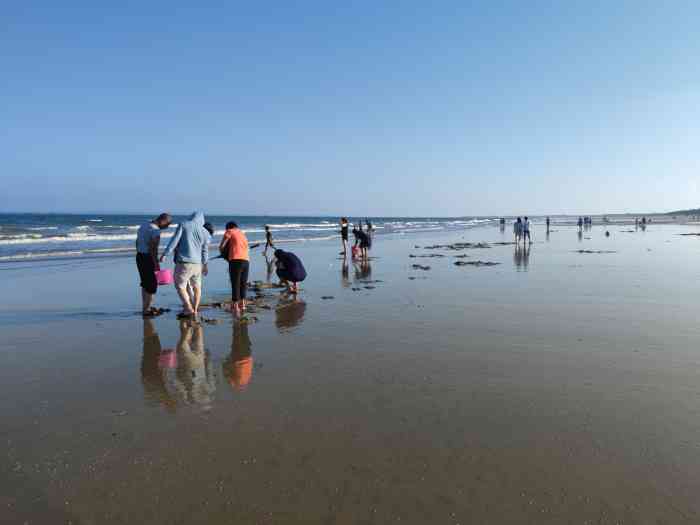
274, 249, 307, 294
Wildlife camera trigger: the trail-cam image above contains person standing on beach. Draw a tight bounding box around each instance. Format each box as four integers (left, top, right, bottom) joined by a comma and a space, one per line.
514, 217, 522, 242
353, 222, 361, 247
263, 225, 274, 255
546, 216, 550, 232
340, 218, 349, 257
135, 213, 171, 316
357, 227, 370, 259
220, 221, 250, 316
522, 216, 532, 244
578, 217, 583, 231
161, 211, 209, 319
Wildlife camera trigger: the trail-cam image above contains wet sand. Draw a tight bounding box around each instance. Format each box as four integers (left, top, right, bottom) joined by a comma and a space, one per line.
3, 223, 700, 523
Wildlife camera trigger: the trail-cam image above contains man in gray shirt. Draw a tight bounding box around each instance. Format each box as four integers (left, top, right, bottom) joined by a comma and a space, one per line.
136, 213, 172, 315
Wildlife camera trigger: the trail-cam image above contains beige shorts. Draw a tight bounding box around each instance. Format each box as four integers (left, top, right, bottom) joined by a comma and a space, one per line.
174, 263, 202, 290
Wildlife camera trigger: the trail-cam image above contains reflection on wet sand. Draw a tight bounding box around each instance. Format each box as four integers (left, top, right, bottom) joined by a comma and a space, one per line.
264, 253, 275, 283
513, 243, 530, 271
341, 259, 350, 288
223, 323, 253, 391
275, 298, 307, 332
353, 259, 372, 281
174, 320, 217, 410
140, 319, 177, 412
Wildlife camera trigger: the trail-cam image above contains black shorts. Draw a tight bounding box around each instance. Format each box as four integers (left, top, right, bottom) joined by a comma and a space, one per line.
136, 253, 158, 294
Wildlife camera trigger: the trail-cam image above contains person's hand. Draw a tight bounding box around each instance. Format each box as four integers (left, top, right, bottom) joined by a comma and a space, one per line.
159, 255, 165, 263
203, 264, 208, 276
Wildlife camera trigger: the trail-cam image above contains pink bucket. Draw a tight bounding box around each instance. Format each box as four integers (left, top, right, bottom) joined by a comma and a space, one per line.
155, 269, 174, 285
158, 349, 177, 369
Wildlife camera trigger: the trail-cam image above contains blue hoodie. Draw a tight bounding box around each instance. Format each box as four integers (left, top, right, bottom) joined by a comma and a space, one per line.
162, 211, 209, 264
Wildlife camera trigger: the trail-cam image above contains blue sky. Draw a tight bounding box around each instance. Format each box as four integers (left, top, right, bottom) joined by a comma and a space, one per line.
2, 2, 699, 216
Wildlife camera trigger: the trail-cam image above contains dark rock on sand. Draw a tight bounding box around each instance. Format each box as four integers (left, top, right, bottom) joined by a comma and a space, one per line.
364, 286, 376, 290
453, 254, 470, 259
424, 242, 491, 250
321, 296, 334, 300
575, 250, 617, 254
409, 254, 445, 258
411, 264, 431, 270
454, 261, 501, 267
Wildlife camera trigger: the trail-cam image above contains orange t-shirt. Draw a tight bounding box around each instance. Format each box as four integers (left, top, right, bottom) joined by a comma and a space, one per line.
223, 228, 249, 261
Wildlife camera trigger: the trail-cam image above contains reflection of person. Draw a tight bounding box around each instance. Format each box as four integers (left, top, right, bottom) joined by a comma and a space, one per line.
140, 319, 177, 412
135, 213, 171, 315
223, 323, 253, 391
274, 249, 307, 294
174, 320, 216, 409
274, 299, 307, 332
160, 211, 210, 318
341, 258, 350, 288
264, 252, 275, 283
513, 243, 530, 271
354, 258, 371, 281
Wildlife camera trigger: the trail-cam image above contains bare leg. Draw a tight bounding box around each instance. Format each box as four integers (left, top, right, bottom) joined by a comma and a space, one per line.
187, 283, 196, 307
192, 282, 202, 315
141, 289, 154, 313
175, 284, 194, 314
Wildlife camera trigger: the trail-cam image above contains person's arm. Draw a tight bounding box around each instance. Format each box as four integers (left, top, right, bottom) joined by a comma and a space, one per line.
160, 225, 182, 262
149, 233, 161, 271
201, 232, 209, 272
219, 232, 229, 251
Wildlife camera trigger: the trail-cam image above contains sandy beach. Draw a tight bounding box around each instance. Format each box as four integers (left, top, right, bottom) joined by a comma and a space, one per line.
3, 221, 700, 524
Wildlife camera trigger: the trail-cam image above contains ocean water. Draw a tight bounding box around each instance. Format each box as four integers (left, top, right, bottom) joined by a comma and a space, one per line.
0, 213, 499, 262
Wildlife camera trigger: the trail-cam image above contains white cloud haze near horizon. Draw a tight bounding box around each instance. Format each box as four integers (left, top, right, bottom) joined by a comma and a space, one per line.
2, 2, 699, 217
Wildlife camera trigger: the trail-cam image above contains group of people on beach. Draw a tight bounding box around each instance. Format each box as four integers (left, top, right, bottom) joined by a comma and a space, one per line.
512, 217, 532, 244
135, 212, 306, 318
340, 218, 373, 260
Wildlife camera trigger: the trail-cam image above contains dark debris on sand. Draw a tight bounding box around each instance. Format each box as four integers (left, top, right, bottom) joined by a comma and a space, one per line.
575, 250, 617, 254
411, 264, 431, 271
409, 254, 445, 258
424, 242, 491, 250
454, 260, 501, 267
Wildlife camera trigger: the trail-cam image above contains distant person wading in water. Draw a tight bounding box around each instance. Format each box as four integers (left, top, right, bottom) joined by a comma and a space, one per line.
522, 216, 532, 244
263, 225, 274, 255
340, 217, 349, 258
514, 217, 522, 242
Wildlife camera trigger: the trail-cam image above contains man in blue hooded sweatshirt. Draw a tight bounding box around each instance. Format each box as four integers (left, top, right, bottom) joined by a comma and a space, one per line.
160, 211, 209, 317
